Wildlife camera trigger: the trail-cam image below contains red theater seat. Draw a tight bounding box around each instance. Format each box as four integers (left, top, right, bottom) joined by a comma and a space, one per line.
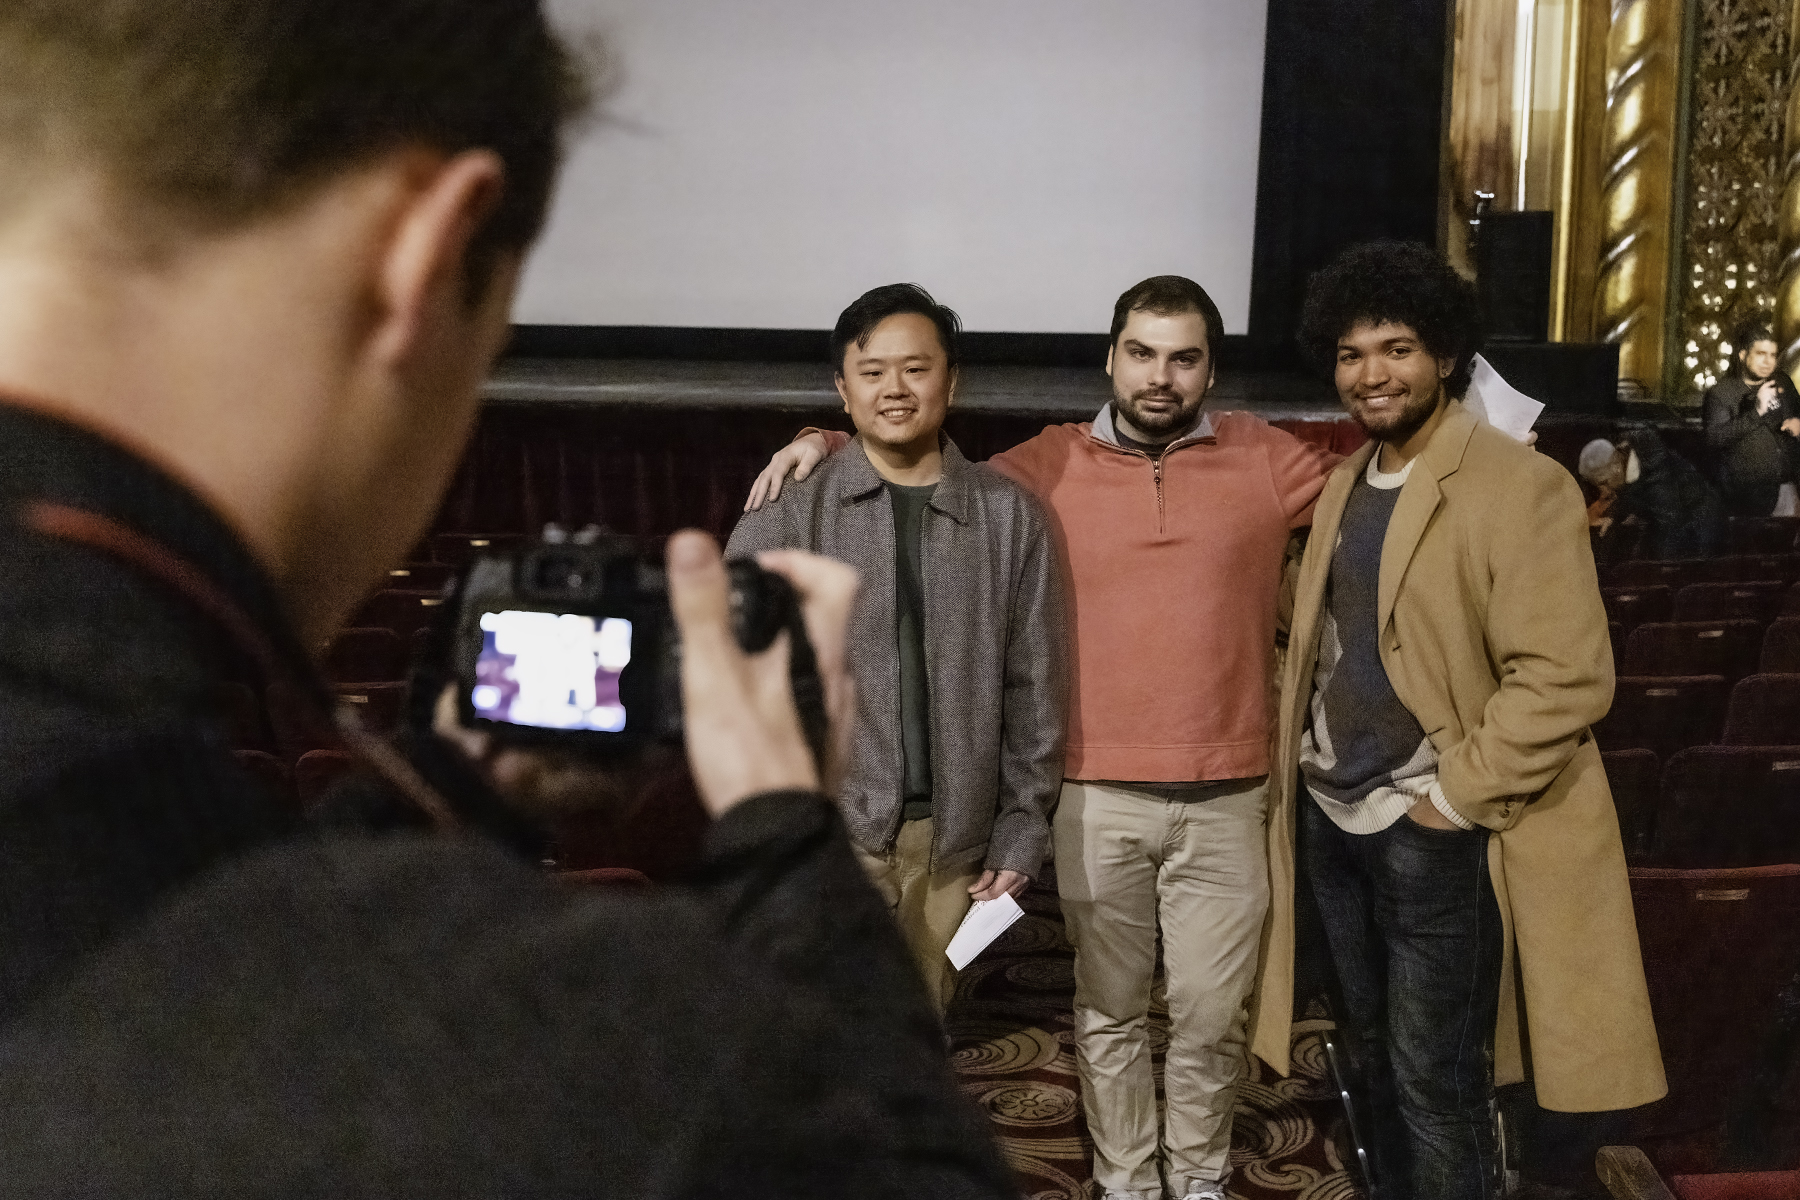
1595, 677, 1728, 762
1674, 582, 1788, 626
294, 749, 356, 807
334, 682, 408, 736
1604, 748, 1662, 864
432, 532, 523, 566
1721, 674, 1800, 747
1599, 1146, 1800, 1200
1761, 621, 1800, 673
381, 562, 456, 590
1606, 585, 1675, 633
1614, 560, 1709, 590
1724, 516, 1800, 556
320, 627, 406, 685
348, 589, 447, 642
1702, 553, 1800, 585
1628, 865, 1800, 1142
1653, 746, 1800, 867
1625, 621, 1765, 684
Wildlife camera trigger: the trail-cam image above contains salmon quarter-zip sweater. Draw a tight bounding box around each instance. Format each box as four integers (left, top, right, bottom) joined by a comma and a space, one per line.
817, 404, 1337, 782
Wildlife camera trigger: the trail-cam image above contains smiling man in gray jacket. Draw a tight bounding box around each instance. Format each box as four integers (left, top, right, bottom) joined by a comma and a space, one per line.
728, 283, 1067, 1012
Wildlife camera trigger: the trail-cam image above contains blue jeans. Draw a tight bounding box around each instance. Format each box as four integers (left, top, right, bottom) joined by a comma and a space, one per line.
1300, 796, 1504, 1200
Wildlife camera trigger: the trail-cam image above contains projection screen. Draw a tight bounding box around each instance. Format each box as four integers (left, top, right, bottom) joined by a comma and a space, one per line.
517, 0, 1271, 336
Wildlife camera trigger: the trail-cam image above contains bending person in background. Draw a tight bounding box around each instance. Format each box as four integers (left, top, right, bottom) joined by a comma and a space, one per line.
1250, 241, 1666, 1200
745, 276, 1339, 1200
1704, 322, 1800, 516
0, 2, 1017, 1194
728, 283, 1067, 1014
1579, 422, 1727, 561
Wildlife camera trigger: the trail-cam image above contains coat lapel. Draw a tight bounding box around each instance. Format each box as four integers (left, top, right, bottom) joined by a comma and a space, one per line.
1377, 401, 1478, 634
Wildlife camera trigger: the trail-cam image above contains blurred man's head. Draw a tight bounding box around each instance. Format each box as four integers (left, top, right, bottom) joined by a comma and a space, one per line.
1733, 322, 1779, 383
831, 284, 960, 459
1299, 241, 1481, 445
1105, 276, 1221, 442
0, 0, 588, 639
1579, 439, 1628, 492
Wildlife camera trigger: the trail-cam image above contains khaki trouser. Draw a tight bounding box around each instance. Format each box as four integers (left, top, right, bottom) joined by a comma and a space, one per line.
854, 817, 983, 1013
1054, 778, 1271, 1194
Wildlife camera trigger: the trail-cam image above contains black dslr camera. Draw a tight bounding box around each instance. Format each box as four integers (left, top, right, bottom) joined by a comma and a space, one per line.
451, 526, 828, 768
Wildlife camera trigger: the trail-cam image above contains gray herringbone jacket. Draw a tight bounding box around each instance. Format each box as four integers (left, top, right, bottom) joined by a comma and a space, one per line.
727, 435, 1067, 877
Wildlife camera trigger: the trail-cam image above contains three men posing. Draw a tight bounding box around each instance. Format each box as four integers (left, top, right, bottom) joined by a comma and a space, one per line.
751, 247, 1662, 1200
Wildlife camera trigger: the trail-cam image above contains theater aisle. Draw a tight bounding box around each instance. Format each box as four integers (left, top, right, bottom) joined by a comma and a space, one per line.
948, 864, 1357, 1200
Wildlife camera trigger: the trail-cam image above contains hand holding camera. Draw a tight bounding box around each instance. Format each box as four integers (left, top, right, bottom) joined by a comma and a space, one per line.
435, 528, 855, 819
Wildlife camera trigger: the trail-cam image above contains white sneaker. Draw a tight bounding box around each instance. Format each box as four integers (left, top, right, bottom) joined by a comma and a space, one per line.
1179, 1180, 1229, 1200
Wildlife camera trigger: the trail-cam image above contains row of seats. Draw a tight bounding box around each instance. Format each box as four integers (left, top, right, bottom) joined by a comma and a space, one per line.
1607, 622, 1789, 686
1598, 673, 1800, 762
1606, 582, 1800, 634
1604, 746, 1800, 868
1602, 552, 1800, 591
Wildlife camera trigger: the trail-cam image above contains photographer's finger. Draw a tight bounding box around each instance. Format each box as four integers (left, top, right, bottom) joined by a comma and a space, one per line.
666, 530, 736, 655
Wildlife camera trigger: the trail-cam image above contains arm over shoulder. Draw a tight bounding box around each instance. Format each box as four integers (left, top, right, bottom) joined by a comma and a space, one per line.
1436, 450, 1613, 829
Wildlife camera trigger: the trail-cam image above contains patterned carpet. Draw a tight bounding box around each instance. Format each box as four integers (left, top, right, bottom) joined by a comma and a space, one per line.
947, 865, 1362, 1200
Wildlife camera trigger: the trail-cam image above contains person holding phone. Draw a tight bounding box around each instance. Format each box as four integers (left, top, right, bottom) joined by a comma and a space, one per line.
1704, 321, 1800, 516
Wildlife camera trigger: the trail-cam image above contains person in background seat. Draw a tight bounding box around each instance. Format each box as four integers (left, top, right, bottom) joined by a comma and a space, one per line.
1579, 422, 1727, 561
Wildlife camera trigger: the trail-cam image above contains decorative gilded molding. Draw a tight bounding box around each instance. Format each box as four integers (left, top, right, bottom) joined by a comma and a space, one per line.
1675, 0, 1789, 394
1777, 0, 1800, 370
1596, 0, 1682, 391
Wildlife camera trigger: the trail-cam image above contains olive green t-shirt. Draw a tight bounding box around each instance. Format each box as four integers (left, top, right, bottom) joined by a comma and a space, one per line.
887, 482, 936, 819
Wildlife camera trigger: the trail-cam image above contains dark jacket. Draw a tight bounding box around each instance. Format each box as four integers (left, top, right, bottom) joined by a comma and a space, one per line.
1703, 371, 1800, 513
727, 433, 1067, 878
0, 402, 1013, 1198
1613, 422, 1726, 560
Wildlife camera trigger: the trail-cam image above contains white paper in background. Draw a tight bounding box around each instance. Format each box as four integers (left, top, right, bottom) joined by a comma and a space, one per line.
1464, 354, 1546, 443
945, 893, 1025, 970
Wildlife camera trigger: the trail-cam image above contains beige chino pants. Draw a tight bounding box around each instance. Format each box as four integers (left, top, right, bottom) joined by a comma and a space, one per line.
1054, 778, 1271, 1194
854, 817, 983, 1013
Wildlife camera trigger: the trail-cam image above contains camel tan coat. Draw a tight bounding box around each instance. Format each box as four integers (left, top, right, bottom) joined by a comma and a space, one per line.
1248, 402, 1667, 1113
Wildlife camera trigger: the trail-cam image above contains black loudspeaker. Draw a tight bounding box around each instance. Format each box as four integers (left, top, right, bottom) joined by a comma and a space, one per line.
1480, 342, 1619, 416
1475, 211, 1554, 343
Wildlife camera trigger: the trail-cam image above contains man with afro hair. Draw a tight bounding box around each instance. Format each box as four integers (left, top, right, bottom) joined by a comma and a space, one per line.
1249, 241, 1665, 1199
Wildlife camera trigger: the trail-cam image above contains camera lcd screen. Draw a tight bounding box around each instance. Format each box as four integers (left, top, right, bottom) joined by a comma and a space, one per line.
471, 610, 634, 732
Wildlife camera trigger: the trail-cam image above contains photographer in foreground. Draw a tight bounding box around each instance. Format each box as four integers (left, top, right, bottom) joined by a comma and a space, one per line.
0, 1, 1013, 1195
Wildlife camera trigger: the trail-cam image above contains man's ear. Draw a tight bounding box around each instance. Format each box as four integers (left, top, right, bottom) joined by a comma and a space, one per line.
834, 371, 850, 414
367, 149, 508, 370
1105, 344, 1115, 378
947, 365, 959, 408
1439, 355, 1455, 380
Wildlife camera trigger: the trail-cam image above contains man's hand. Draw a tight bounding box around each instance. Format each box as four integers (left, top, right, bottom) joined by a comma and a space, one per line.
1405, 795, 1461, 831
968, 869, 1030, 901
745, 433, 830, 511
432, 533, 858, 822
1592, 516, 1614, 536
669, 532, 858, 815
1782, 417, 1800, 437
1758, 379, 1782, 414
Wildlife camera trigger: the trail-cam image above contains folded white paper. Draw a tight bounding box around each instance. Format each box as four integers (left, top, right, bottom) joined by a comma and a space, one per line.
1463, 354, 1545, 443
945, 893, 1025, 970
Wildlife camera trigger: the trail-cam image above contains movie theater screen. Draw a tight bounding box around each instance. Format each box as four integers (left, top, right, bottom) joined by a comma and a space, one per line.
517, 0, 1271, 336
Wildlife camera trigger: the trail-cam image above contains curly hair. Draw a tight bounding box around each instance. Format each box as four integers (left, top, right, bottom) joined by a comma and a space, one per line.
1297, 240, 1483, 398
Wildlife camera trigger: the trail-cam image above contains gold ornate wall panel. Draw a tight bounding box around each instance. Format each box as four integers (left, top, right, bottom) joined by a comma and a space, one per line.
1777, 0, 1800, 367
1597, 0, 1684, 391
1677, 0, 1791, 393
